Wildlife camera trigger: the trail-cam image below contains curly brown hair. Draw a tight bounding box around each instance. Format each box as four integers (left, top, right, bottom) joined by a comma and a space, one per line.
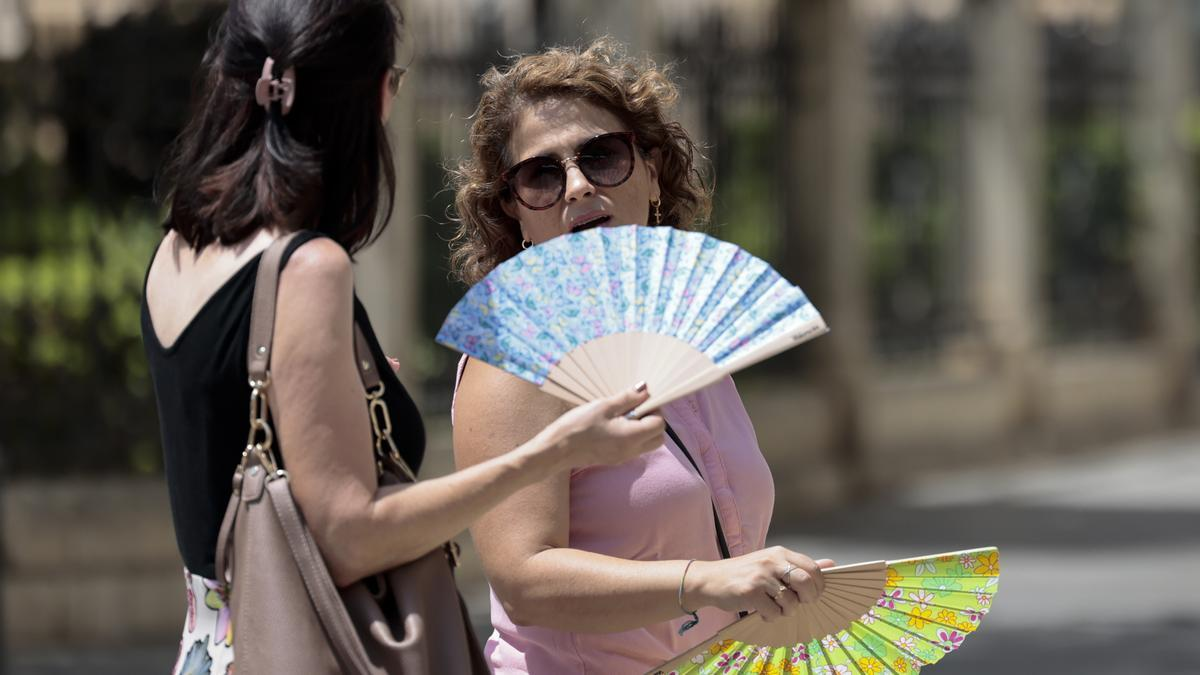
447, 37, 712, 286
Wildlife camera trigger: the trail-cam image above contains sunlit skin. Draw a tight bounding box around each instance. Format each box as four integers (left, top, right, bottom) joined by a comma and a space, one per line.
501, 97, 661, 245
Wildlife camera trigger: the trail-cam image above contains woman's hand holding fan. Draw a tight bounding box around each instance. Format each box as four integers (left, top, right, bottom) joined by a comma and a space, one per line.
653, 547, 1001, 674
537, 384, 667, 469
684, 547, 837, 621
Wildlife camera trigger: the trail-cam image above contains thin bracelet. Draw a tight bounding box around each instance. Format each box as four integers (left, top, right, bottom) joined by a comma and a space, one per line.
677, 559, 700, 635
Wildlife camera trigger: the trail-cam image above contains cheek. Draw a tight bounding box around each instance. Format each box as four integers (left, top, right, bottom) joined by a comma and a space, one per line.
521, 209, 563, 242
610, 181, 651, 224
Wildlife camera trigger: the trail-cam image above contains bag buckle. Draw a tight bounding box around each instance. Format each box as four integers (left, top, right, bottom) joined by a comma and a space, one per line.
366, 382, 417, 482
244, 376, 280, 473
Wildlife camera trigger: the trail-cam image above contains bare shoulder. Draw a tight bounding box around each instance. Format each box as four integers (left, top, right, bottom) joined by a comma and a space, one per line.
274, 237, 354, 342
282, 236, 352, 283
454, 358, 570, 464
456, 358, 569, 418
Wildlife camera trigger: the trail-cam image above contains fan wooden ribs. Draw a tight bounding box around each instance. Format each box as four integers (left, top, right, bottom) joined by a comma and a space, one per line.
541, 323, 828, 417
715, 561, 887, 650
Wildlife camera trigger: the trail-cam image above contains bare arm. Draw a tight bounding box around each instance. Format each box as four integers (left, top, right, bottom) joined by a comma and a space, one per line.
455, 359, 835, 633
268, 239, 662, 587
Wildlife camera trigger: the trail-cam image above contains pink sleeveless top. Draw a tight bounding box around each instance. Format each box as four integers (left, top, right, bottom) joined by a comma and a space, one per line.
452, 357, 775, 674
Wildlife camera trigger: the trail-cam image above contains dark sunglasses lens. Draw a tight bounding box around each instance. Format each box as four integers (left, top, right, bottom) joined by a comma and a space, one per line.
513, 160, 564, 209
578, 135, 633, 187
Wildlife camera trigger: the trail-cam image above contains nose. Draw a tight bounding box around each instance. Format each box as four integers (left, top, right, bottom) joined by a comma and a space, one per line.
562, 160, 595, 204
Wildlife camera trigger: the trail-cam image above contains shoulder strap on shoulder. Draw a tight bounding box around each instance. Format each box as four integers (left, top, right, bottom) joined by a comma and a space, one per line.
247, 232, 302, 382
246, 232, 379, 392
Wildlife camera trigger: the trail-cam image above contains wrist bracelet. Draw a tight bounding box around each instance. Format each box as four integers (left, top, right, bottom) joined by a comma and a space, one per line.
677, 559, 700, 635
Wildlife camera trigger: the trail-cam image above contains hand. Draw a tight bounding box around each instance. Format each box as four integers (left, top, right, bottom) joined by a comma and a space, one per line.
541, 383, 666, 470
386, 356, 401, 373
684, 547, 836, 622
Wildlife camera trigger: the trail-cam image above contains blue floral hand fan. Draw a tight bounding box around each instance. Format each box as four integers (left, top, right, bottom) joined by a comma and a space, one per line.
436, 224, 828, 416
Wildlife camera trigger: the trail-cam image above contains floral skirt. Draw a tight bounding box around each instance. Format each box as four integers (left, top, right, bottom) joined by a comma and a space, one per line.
172, 568, 235, 675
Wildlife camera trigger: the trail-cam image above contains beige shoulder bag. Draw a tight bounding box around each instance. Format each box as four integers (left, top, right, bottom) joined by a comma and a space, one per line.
214, 232, 488, 674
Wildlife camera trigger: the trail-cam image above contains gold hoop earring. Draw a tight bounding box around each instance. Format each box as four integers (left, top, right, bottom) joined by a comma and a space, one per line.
652, 198, 663, 226
521, 238, 532, 250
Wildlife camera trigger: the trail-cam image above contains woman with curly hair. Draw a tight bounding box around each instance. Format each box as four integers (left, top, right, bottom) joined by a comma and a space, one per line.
449, 38, 834, 674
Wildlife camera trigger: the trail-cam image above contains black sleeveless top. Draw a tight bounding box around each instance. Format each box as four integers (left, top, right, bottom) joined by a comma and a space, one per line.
140, 231, 425, 579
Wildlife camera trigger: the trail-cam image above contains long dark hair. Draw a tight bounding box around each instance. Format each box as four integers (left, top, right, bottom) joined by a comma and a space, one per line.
156, 0, 403, 253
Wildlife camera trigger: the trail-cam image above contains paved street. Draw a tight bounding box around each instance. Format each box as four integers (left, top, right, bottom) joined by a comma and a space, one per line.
8, 432, 1199, 674
773, 432, 1200, 674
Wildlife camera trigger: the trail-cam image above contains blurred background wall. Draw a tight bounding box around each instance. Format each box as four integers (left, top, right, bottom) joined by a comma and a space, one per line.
1, 0, 1198, 671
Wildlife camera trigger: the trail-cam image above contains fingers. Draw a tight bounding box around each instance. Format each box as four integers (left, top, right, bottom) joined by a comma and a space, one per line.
769, 580, 801, 618
626, 413, 665, 443
780, 551, 825, 603
751, 589, 785, 621
816, 558, 836, 569
600, 382, 651, 417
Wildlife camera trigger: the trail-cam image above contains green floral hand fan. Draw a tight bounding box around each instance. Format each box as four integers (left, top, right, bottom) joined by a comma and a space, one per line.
650, 547, 1000, 675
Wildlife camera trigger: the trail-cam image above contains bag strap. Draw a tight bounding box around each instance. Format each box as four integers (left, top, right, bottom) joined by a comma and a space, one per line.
246, 232, 298, 382
266, 476, 375, 674
664, 423, 732, 560
245, 231, 417, 481
238, 232, 410, 674
666, 422, 749, 620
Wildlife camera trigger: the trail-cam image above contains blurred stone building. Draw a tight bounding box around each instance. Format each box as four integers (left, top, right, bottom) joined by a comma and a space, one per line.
2, 0, 1197, 656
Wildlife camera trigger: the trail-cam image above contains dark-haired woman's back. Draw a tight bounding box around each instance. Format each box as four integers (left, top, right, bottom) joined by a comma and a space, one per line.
143, 229, 427, 672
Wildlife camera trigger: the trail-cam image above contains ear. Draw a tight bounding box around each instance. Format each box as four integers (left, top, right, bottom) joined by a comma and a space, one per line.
646, 147, 662, 203
380, 72, 394, 123
500, 197, 522, 230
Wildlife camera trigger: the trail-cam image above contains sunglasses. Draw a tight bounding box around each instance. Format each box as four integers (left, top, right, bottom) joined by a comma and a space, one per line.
502, 131, 638, 210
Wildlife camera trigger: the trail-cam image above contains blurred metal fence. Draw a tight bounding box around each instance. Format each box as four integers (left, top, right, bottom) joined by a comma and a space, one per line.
1042, 12, 1148, 344
867, 8, 975, 358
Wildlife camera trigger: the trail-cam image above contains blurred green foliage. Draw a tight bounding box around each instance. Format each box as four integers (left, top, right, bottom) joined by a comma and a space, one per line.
0, 200, 162, 475
1, 5, 220, 475
711, 110, 781, 264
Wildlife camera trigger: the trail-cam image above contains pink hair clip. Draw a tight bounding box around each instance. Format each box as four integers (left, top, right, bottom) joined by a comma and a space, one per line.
254, 57, 296, 115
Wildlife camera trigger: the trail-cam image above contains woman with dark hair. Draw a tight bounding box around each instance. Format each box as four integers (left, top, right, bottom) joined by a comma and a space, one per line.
144, 4, 665, 672
449, 39, 833, 673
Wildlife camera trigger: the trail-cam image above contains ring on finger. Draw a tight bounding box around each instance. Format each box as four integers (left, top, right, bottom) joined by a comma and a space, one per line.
781, 565, 798, 582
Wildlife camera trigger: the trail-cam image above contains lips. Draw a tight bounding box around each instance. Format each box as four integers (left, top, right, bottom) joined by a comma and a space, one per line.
569, 211, 612, 233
